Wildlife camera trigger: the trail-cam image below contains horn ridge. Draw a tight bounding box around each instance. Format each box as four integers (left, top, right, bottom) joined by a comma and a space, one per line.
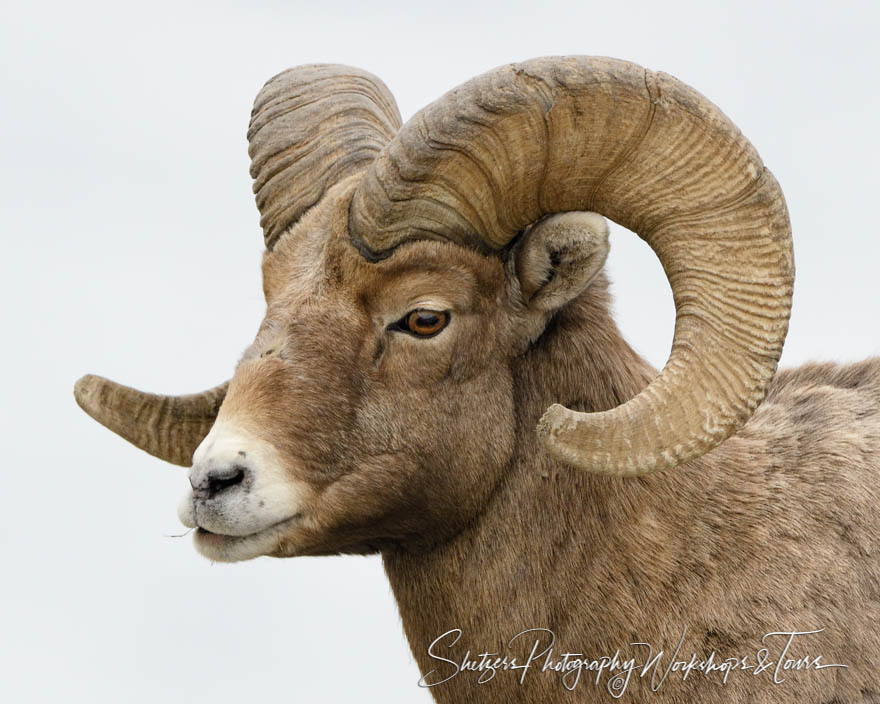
350, 56, 794, 476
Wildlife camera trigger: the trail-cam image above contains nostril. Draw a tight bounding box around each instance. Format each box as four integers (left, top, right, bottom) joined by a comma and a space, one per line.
203, 465, 247, 499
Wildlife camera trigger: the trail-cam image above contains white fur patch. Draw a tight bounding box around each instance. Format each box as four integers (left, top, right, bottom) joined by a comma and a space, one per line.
178, 421, 304, 560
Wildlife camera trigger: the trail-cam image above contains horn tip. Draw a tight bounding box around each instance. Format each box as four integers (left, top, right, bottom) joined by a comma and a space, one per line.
537, 404, 659, 478
536, 403, 585, 469
536, 403, 568, 440
73, 374, 105, 416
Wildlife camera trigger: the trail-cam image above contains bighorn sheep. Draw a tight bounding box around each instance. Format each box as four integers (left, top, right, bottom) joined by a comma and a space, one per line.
74, 57, 880, 702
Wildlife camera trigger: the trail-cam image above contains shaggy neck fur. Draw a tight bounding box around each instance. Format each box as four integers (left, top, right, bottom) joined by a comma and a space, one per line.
381, 273, 880, 703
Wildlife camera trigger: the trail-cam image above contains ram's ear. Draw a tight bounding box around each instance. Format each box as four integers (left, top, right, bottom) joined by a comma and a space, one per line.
513, 212, 610, 313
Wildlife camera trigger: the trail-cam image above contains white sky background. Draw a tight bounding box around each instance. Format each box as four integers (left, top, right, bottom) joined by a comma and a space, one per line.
1, 0, 878, 701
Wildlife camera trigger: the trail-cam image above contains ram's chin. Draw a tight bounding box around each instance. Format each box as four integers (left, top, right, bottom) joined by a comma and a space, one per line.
192, 521, 297, 562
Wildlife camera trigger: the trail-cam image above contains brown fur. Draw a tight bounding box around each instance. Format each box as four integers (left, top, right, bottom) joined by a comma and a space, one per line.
215, 177, 879, 702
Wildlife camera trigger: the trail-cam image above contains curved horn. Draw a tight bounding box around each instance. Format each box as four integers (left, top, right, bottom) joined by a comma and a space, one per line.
249, 64, 402, 249
74, 375, 228, 467
74, 66, 402, 463
350, 56, 794, 477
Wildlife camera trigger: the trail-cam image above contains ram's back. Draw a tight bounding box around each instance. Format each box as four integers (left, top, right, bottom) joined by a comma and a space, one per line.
710, 357, 880, 701
760, 357, 880, 488
744, 356, 880, 570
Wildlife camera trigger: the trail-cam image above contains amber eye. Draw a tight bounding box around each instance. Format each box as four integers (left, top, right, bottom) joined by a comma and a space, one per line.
394, 309, 450, 337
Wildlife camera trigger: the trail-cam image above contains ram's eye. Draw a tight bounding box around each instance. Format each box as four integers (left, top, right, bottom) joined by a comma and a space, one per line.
392, 309, 450, 337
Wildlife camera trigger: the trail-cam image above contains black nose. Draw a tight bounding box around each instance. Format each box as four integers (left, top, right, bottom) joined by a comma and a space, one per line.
192, 465, 247, 500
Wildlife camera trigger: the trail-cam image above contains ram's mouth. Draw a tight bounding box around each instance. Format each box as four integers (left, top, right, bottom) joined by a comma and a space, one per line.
192, 514, 303, 562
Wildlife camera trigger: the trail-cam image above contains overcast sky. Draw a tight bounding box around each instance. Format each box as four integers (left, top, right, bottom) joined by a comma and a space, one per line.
2, 1, 878, 702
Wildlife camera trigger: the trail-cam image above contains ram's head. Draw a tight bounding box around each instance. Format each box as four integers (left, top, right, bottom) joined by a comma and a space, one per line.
74, 58, 793, 562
